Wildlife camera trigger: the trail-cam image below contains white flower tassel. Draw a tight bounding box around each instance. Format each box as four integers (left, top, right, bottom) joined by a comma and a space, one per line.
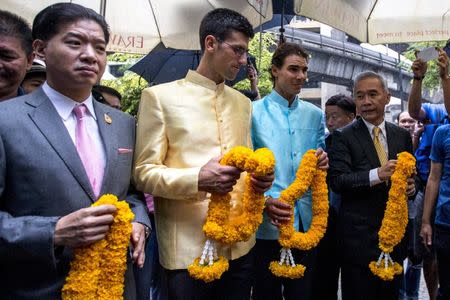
375, 251, 395, 269
278, 248, 296, 267
199, 239, 218, 266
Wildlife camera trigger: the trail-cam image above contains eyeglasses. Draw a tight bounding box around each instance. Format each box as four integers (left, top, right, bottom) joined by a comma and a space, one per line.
220, 41, 249, 58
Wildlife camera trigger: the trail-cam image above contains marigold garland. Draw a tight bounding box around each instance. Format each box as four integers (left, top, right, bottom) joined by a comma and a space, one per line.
369, 152, 416, 281
62, 194, 134, 300
269, 261, 306, 278
270, 150, 329, 278
187, 256, 229, 283
203, 146, 276, 244
188, 146, 275, 282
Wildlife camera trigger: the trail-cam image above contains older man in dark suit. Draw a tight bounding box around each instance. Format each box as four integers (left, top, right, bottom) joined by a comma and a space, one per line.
328, 71, 416, 300
0, 4, 149, 299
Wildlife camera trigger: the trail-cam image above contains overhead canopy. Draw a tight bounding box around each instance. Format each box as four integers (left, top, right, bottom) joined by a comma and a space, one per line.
295, 0, 450, 44
4, 0, 273, 54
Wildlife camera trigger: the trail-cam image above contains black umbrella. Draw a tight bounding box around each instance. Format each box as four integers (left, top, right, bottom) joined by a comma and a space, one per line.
128, 43, 201, 85
129, 43, 255, 86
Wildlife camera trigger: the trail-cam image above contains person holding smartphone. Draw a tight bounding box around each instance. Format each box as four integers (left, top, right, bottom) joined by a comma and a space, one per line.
246, 56, 261, 100
407, 47, 449, 300
442, 41, 450, 115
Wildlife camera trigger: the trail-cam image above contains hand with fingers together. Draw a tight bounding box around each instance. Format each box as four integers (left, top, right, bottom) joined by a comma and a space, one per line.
130, 222, 147, 268
264, 196, 292, 227
420, 222, 433, 251
377, 160, 397, 182
315, 148, 329, 170
437, 48, 449, 80
54, 204, 117, 248
405, 177, 416, 197
251, 173, 274, 194
198, 155, 242, 195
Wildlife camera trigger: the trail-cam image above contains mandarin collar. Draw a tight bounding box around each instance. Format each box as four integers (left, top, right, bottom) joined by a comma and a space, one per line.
186, 70, 225, 93
267, 89, 299, 109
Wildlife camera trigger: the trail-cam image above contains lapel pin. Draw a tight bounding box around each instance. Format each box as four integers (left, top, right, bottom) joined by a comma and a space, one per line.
104, 113, 112, 124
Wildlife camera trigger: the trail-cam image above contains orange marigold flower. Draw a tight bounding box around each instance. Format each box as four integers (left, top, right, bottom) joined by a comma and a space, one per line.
62, 194, 134, 300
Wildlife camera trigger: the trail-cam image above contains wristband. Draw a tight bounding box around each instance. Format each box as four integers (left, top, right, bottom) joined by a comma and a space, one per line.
413, 76, 425, 81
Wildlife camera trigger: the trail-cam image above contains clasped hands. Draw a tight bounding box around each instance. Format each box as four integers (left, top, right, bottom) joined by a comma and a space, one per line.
54, 206, 147, 268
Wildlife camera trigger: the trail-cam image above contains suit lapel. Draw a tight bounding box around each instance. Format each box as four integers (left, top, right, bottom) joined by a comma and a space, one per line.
353, 118, 381, 168
385, 122, 398, 160
27, 88, 96, 201
93, 101, 115, 196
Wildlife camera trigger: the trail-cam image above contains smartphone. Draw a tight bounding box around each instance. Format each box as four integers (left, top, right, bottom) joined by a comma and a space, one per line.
246, 56, 257, 79
247, 56, 254, 68
417, 47, 439, 62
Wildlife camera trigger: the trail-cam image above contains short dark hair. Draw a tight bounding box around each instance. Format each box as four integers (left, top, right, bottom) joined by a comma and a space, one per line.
0, 10, 32, 56
270, 42, 309, 82
92, 85, 122, 101
325, 94, 356, 115
32, 3, 110, 44
199, 8, 254, 51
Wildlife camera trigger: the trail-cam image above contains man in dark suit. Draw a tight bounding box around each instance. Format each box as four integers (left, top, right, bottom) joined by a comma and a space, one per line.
328, 71, 416, 300
0, 4, 149, 299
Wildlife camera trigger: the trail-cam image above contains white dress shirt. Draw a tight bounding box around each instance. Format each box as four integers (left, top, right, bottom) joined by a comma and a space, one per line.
362, 118, 388, 186
42, 82, 106, 177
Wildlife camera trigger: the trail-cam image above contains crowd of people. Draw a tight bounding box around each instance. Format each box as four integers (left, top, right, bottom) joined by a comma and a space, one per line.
0, 3, 449, 300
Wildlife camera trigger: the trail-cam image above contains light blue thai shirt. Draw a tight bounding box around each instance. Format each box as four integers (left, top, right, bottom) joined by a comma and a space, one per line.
251, 90, 325, 240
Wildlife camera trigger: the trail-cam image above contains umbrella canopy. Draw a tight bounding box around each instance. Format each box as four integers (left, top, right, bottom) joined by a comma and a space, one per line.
128, 44, 201, 84
128, 43, 254, 85
5, 0, 273, 54
294, 0, 450, 44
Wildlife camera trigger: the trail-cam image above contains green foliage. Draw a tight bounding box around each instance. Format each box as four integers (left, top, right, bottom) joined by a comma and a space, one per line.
102, 53, 147, 115
233, 32, 277, 97
404, 41, 447, 91
101, 73, 147, 116
107, 52, 143, 63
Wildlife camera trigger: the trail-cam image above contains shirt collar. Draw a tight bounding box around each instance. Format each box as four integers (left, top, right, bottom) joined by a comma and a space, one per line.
186, 70, 225, 93
267, 89, 299, 109
362, 118, 386, 136
42, 82, 97, 121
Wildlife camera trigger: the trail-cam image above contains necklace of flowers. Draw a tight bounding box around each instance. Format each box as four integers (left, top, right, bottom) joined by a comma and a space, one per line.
62, 194, 134, 300
188, 146, 275, 282
269, 149, 329, 279
369, 151, 416, 281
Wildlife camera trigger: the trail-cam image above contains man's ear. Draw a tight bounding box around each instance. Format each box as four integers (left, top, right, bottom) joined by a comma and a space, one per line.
385, 92, 391, 105
204, 35, 216, 53
271, 65, 278, 80
32, 39, 46, 60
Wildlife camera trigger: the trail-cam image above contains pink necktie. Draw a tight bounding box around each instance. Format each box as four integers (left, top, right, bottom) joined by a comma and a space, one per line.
73, 104, 103, 197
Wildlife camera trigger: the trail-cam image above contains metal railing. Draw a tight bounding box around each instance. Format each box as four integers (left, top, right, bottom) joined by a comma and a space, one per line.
265, 26, 412, 75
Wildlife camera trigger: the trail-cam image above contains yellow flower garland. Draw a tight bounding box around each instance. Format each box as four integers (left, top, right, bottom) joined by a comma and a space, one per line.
62, 194, 134, 300
270, 150, 329, 279
188, 146, 275, 282
269, 262, 306, 278
203, 146, 276, 244
369, 152, 416, 281
187, 256, 229, 283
